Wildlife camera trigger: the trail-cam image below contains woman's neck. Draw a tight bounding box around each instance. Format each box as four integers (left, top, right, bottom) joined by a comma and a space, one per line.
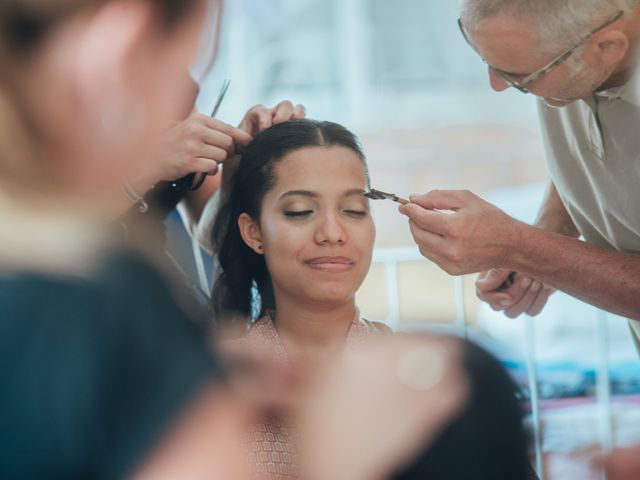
271, 296, 357, 364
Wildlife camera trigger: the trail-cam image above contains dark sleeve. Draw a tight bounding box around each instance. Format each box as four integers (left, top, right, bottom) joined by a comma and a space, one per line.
0, 252, 220, 480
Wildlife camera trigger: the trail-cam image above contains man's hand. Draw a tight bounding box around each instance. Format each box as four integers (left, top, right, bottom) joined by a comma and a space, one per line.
476, 269, 555, 318
151, 112, 253, 183
238, 100, 306, 136
399, 190, 525, 276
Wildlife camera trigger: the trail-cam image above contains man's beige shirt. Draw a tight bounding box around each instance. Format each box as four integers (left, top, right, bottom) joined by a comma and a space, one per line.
538, 68, 640, 339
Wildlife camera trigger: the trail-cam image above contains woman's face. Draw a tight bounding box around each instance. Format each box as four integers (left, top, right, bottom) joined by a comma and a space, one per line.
242, 146, 375, 308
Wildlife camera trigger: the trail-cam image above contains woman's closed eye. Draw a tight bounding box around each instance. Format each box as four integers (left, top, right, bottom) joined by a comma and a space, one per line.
283, 210, 314, 218
343, 209, 368, 218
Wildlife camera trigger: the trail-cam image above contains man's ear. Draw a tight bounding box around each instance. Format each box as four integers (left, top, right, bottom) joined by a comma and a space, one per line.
584, 30, 629, 67
238, 213, 264, 255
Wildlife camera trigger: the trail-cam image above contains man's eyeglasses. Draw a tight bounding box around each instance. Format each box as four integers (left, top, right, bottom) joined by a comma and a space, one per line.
458, 10, 624, 93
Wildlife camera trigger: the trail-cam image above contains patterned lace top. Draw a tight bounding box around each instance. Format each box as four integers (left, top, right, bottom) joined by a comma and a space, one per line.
232, 312, 390, 480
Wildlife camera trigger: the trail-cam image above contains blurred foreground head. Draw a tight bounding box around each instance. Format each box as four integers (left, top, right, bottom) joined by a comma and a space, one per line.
0, 0, 213, 203
300, 335, 530, 480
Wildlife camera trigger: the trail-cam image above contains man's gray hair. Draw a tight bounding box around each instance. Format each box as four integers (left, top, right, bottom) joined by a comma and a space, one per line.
460, 0, 639, 53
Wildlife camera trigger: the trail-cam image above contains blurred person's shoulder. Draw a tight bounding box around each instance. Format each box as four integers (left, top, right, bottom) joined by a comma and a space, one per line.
0, 247, 221, 480
0, 246, 212, 355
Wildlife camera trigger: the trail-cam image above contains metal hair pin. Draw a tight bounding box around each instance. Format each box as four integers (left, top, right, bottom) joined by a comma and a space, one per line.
364, 189, 410, 205
189, 79, 231, 191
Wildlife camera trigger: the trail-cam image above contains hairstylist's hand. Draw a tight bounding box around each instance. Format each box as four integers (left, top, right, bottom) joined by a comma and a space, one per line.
476, 269, 555, 318
150, 111, 253, 184
398, 190, 526, 276
299, 336, 468, 480
238, 101, 306, 136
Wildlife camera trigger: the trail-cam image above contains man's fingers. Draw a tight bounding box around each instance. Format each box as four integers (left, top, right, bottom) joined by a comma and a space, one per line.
527, 287, 553, 316
477, 291, 517, 311
499, 274, 534, 308
505, 281, 542, 319
475, 271, 519, 308
410, 190, 475, 211
408, 221, 447, 260
476, 269, 514, 293
400, 203, 450, 236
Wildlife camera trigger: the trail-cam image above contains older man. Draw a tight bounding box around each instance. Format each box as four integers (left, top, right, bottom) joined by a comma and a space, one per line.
401, 0, 640, 331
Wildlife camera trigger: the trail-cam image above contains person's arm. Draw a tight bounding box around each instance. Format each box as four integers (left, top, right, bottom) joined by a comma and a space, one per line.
400, 189, 640, 320
508, 222, 640, 319
115, 113, 252, 220
475, 181, 579, 317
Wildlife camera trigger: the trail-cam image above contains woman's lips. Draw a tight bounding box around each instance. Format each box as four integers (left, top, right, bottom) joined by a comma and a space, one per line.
304, 257, 355, 273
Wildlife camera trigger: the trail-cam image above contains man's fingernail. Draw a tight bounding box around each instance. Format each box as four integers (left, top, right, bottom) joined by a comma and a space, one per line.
500, 299, 512, 308
521, 277, 532, 289
531, 282, 542, 293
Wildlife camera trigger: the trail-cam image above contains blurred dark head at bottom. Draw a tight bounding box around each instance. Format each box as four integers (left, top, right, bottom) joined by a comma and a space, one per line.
391, 339, 531, 480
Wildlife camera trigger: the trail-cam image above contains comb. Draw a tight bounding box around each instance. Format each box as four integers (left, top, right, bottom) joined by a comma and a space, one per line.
364, 189, 409, 205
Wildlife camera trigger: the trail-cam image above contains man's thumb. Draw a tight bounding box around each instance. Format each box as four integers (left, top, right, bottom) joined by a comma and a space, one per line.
476, 269, 512, 292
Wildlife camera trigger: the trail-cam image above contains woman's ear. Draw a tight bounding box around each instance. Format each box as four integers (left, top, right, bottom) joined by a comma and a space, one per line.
238, 213, 264, 255
585, 30, 629, 68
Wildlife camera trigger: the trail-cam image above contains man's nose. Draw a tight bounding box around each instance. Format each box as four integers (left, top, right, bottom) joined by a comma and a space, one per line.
489, 68, 510, 92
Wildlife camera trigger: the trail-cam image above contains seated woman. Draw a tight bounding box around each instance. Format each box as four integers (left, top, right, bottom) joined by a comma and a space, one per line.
212, 119, 532, 480
211, 118, 389, 477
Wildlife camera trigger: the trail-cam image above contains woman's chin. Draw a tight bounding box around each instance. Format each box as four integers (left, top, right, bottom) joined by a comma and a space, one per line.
302, 287, 358, 308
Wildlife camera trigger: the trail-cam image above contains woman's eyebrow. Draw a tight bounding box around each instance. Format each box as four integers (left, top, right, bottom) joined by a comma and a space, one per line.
279, 190, 317, 199
279, 189, 366, 200
344, 189, 367, 197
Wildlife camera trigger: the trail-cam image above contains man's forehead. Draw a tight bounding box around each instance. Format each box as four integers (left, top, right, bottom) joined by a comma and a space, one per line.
468, 12, 547, 74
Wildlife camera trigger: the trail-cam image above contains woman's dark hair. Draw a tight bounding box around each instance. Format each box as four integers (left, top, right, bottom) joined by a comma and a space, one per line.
211, 118, 369, 323
391, 339, 531, 480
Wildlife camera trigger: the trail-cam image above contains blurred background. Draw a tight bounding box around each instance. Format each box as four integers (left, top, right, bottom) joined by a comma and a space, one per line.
167, 1, 640, 478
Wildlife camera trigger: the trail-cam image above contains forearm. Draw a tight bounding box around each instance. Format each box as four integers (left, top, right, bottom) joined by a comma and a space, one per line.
508, 225, 640, 319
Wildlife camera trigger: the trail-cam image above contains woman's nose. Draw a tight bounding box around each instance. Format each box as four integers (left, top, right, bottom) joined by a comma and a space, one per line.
315, 213, 347, 245
489, 68, 511, 92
